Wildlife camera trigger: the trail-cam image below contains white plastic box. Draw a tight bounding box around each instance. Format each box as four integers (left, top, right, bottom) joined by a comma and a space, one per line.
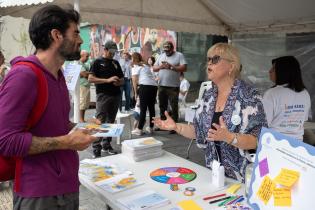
122, 137, 164, 162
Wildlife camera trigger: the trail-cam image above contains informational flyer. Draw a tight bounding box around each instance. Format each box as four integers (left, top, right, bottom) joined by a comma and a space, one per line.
63, 63, 81, 91
95, 173, 144, 193
248, 127, 315, 210
75, 123, 124, 137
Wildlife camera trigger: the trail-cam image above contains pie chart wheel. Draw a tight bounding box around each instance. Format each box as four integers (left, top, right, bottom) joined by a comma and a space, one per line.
150, 167, 197, 187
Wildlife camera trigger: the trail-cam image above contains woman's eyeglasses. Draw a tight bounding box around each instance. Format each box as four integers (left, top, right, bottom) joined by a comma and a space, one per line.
207, 55, 233, 64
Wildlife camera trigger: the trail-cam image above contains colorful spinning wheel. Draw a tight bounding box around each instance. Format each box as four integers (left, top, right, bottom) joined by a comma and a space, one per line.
150, 167, 196, 190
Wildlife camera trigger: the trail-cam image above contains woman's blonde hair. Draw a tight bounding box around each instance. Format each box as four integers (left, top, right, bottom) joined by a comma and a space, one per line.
207, 43, 241, 78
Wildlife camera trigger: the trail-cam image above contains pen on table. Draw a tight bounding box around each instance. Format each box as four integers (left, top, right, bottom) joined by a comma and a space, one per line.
226, 195, 243, 205
234, 197, 245, 204
209, 196, 231, 204
203, 193, 226, 201
217, 196, 237, 207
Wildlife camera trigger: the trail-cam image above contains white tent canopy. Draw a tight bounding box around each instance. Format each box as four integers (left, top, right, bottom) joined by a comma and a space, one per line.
1, 0, 315, 120
1, 0, 315, 36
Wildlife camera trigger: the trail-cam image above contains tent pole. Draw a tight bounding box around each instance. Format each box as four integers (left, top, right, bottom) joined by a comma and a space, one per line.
73, 0, 80, 123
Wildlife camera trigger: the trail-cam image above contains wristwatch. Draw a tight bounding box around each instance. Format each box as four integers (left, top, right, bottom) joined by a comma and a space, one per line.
231, 133, 239, 145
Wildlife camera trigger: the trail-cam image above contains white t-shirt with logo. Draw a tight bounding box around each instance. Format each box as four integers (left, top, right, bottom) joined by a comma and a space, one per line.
262, 85, 311, 140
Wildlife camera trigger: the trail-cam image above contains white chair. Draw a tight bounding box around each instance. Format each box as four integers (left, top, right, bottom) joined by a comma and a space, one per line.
185, 81, 212, 159
179, 91, 189, 107
178, 88, 190, 120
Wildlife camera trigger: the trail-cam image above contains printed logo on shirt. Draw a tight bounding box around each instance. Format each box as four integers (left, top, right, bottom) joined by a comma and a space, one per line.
281, 104, 306, 129
112, 61, 118, 70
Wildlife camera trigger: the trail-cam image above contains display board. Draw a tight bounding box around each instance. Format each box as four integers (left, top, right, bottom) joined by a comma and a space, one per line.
248, 128, 315, 210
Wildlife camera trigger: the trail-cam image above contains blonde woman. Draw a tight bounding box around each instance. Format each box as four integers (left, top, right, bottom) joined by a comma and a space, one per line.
153, 43, 267, 182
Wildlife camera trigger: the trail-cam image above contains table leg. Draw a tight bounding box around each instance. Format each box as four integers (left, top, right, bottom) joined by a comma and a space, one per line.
128, 116, 132, 139
116, 117, 121, 145
186, 139, 194, 159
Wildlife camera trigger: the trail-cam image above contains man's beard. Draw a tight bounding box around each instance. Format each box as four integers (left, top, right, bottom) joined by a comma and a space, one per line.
59, 38, 80, 61
165, 51, 174, 57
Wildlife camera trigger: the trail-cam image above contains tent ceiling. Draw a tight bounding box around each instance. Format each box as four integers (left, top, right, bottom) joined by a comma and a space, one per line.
1, 0, 315, 35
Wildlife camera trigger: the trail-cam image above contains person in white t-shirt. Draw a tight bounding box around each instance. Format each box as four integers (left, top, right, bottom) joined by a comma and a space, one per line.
131, 52, 158, 135
262, 56, 311, 140
153, 41, 187, 130
179, 72, 190, 102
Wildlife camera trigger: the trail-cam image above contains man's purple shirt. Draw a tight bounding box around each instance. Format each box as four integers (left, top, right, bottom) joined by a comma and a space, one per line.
0, 55, 79, 197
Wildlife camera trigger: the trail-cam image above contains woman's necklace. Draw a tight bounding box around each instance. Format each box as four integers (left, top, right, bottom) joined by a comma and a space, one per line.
215, 90, 231, 112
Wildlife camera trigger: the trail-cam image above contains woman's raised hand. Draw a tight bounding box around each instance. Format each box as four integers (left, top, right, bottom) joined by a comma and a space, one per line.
152, 111, 177, 131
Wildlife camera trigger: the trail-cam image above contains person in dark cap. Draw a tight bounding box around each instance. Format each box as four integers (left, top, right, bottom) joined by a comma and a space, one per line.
88, 40, 124, 157
152, 41, 187, 134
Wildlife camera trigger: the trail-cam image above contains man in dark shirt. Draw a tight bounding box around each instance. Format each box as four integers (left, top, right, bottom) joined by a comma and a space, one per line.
88, 40, 124, 157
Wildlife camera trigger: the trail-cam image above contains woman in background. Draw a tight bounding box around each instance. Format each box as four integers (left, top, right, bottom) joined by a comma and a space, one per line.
263, 56, 311, 140
147, 56, 159, 82
131, 52, 158, 135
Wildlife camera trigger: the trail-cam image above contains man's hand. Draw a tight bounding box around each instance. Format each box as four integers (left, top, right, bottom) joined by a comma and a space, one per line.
64, 129, 98, 151
107, 76, 119, 83
161, 62, 176, 71
160, 61, 170, 69
88, 118, 102, 125
29, 129, 98, 155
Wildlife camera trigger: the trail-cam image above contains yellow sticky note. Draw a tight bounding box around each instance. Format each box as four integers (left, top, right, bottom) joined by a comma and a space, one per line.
257, 176, 275, 205
274, 168, 300, 188
226, 184, 241, 194
273, 187, 292, 206
177, 200, 202, 210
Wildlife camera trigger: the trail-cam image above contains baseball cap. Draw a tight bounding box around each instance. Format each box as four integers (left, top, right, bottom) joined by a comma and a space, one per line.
103, 40, 118, 53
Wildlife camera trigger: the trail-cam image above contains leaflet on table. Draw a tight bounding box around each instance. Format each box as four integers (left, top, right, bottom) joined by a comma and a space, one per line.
79, 159, 128, 182
74, 123, 124, 137
116, 190, 171, 210
248, 127, 315, 210
95, 173, 144, 193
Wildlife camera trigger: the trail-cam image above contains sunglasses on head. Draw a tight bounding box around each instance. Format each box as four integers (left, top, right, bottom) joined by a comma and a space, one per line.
207, 55, 233, 64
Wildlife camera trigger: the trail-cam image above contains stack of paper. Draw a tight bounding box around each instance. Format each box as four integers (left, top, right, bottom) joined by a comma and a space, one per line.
122, 137, 164, 162
79, 159, 143, 193
95, 173, 144, 193
116, 190, 171, 210
79, 159, 126, 182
